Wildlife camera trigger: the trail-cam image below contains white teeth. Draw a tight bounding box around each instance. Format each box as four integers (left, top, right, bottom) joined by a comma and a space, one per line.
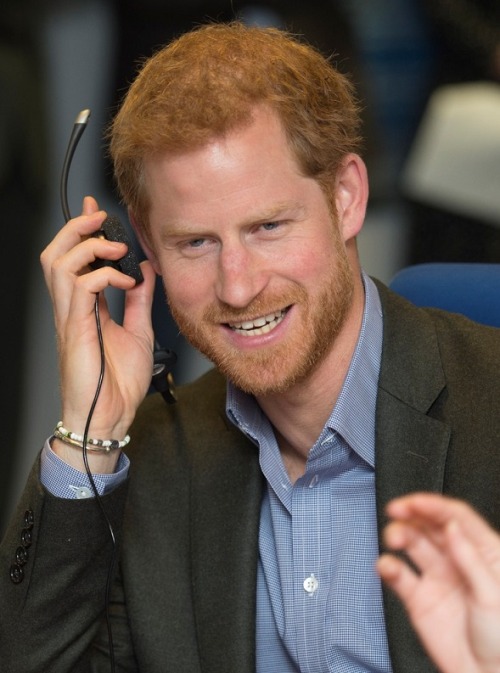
230, 310, 285, 335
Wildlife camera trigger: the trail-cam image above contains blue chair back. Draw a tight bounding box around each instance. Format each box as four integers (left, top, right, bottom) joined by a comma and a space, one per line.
389, 263, 500, 327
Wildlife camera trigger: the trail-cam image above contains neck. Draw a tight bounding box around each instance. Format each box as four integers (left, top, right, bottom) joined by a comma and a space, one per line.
257, 277, 365, 482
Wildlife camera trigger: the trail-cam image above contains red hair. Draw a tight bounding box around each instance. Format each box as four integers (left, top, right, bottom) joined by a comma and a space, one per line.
109, 21, 362, 230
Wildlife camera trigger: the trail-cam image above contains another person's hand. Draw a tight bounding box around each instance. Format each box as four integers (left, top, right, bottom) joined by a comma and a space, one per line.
40, 196, 156, 472
377, 493, 500, 673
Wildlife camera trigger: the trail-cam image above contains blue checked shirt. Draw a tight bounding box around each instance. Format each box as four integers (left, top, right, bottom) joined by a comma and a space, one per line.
226, 273, 392, 673
40, 441, 129, 498
41, 273, 391, 673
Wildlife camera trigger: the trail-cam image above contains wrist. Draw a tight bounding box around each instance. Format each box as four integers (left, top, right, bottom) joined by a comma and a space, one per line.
54, 421, 130, 452
51, 437, 121, 474
60, 410, 133, 444
50, 419, 129, 474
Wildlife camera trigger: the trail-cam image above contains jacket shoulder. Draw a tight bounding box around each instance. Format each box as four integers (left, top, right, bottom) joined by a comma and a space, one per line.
377, 280, 500, 393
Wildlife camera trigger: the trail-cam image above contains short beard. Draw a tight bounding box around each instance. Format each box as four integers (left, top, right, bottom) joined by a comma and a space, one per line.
168, 246, 354, 397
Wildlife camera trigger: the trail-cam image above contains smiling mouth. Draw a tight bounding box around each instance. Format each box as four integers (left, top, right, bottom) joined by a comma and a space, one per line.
228, 308, 288, 336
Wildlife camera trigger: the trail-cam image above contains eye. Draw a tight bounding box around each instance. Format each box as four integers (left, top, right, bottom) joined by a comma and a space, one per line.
178, 236, 216, 258
261, 221, 280, 231
187, 238, 206, 248
257, 220, 290, 239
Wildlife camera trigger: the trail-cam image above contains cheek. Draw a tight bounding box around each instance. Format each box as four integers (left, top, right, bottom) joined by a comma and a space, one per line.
160, 261, 212, 316
284, 242, 337, 288
283, 218, 341, 280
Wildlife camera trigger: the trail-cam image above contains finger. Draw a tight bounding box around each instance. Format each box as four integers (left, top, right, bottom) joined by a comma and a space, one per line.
82, 195, 100, 215
383, 520, 459, 582
378, 526, 466, 621
385, 492, 460, 523
53, 210, 108, 250
54, 265, 136, 339
121, 260, 156, 343
48, 238, 132, 324
52, 235, 130, 280
386, 494, 500, 575
446, 520, 500, 604
41, 210, 108, 287
377, 553, 421, 603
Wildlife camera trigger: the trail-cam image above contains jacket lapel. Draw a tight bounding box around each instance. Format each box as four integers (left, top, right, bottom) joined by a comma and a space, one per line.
375, 283, 450, 673
189, 409, 263, 673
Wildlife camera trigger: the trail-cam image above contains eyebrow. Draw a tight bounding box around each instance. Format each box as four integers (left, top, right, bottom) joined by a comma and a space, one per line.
158, 201, 307, 242
248, 201, 307, 224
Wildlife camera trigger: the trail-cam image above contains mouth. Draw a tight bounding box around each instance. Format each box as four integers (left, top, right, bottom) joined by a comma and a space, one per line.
227, 308, 289, 336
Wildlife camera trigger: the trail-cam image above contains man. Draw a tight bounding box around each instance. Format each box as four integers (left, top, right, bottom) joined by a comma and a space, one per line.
1, 21, 500, 673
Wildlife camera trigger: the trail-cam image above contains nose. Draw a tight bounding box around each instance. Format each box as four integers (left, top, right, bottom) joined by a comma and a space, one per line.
215, 241, 268, 308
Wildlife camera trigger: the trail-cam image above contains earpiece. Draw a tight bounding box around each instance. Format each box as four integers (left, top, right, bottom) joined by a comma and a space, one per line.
61, 108, 176, 404
90, 215, 144, 284
60, 109, 144, 284
152, 344, 177, 403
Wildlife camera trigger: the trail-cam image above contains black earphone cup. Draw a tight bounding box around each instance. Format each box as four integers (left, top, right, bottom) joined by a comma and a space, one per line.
91, 215, 144, 284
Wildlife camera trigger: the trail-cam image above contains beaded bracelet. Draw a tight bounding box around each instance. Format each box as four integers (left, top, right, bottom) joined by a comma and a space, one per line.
54, 421, 130, 453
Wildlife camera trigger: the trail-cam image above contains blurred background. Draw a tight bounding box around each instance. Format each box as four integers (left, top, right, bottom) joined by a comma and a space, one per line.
2, 0, 499, 534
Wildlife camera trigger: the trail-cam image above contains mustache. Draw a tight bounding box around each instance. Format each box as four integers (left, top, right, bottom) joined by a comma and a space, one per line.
203, 287, 307, 324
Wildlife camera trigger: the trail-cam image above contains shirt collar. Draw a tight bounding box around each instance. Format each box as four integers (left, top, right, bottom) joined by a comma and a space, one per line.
327, 272, 383, 467
226, 272, 383, 468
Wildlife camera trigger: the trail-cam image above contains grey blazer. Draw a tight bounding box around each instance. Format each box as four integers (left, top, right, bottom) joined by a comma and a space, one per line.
2, 282, 500, 673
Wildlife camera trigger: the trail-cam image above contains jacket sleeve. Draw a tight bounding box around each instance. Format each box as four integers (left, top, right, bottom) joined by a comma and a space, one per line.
0, 454, 131, 673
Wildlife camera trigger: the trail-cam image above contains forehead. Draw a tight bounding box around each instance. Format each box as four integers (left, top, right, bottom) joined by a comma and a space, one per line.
143, 107, 311, 220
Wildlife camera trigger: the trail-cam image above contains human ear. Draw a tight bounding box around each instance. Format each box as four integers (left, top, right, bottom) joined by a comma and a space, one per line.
334, 154, 369, 242
128, 209, 161, 274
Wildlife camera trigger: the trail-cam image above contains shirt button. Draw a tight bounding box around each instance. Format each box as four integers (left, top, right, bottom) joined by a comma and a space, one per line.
303, 574, 319, 594
308, 474, 319, 488
70, 486, 93, 499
